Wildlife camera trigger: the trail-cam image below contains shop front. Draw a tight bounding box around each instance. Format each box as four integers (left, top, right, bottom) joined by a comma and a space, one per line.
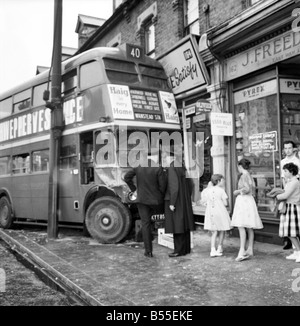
214, 15, 300, 243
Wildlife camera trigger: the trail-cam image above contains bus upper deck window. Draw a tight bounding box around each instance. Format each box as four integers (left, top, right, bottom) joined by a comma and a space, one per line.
0, 97, 12, 118
62, 69, 77, 96
13, 89, 31, 113
80, 61, 102, 90
103, 58, 139, 84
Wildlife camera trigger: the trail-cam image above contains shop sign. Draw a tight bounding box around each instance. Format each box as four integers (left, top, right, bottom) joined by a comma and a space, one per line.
234, 79, 277, 104
196, 100, 212, 114
225, 30, 300, 81
280, 78, 300, 94
158, 35, 210, 96
185, 117, 191, 129
184, 105, 196, 117
211, 112, 233, 136
193, 114, 206, 123
249, 131, 278, 153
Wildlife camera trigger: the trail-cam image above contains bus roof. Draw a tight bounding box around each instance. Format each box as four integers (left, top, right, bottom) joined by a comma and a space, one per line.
0, 46, 164, 101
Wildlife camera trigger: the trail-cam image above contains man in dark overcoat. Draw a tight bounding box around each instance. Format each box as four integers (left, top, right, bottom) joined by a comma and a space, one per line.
163, 152, 195, 257
124, 153, 166, 257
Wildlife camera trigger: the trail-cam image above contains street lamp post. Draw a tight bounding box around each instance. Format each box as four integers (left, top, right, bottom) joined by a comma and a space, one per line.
46, 0, 63, 239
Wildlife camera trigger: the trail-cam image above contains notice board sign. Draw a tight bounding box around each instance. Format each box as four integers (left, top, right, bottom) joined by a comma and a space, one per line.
211, 112, 233, 136
249, 131, 278, 153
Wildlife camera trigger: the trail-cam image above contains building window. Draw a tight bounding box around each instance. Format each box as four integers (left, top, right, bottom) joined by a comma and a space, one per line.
145, 21, 155, 58
243, 0, 261, 9
184, 0, 200, 36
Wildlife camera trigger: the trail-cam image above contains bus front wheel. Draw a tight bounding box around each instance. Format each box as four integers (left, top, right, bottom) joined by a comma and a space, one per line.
85, 196, 132, 244
0, 197, 13, 229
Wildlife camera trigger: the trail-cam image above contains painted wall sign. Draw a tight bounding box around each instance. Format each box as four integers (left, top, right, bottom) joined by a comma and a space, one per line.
234, 79, 277, 105
280, 78, 300, 94
108, 84, 135, 120
249, 131, 278, 153
211, 112, 233, 136
226, 30, 300, 81
158, 35, 209, 96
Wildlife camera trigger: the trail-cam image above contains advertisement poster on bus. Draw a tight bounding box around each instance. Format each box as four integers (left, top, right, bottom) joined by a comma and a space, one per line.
108, 84, 134, 120
159, 91, 180, 124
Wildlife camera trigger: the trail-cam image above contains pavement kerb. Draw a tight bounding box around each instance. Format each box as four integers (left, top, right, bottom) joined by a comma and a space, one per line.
0, 228, 104, 306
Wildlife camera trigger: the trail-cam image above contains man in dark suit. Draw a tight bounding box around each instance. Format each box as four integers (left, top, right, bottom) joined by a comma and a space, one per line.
124, 153, 166, 258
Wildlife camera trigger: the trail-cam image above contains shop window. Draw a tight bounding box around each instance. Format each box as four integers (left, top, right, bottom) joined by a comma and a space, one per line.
279, 78, 300, 148
233, 79, 281, 214
32, 149, 49, 172
184, 0, 200, 36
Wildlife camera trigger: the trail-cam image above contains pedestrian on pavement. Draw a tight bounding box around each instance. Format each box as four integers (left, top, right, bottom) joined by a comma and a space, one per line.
163, 148, 195, 257
276, 162, 300, 263
231, 158, 263, 262
280, 140, 300, 250
124, 151, 167, 258
203, 174, 232, 257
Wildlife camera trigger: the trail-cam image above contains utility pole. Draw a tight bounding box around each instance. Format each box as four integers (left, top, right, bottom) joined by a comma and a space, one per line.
45, 0, 63, 239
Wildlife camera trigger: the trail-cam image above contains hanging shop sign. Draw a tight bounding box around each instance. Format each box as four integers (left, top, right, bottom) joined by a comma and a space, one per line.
195, 99, 212, 114
225, 30, 300, 81
211, 112, 233, 136
158, 35, 210, 96
249, 131, 278, 153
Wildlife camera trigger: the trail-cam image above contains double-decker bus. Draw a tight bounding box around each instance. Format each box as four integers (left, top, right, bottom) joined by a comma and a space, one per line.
0, 44, 181, 243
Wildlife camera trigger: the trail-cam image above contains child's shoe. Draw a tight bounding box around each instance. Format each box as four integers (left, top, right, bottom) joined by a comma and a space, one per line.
217, 246, 223, 254
210, 248, 223, 257
286, 251, 298, 260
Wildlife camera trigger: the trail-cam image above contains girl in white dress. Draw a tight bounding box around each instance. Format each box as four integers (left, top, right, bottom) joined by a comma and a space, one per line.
231, 158, 263, 261
204, 174, 232, 257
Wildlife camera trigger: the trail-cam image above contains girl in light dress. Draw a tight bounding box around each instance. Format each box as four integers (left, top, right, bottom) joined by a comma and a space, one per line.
231, 158, 263, 262
203, 174, 232, 257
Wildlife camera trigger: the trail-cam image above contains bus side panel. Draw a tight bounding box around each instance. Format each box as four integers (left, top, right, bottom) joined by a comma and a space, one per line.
11, 175, 33, 219
30, 173, 49, 221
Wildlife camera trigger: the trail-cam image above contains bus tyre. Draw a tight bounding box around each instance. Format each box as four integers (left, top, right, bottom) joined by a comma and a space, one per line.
85, 196, 132, 244
0, 197, 13, 229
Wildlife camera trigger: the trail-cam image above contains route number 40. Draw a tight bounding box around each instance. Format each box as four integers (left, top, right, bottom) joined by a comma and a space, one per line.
131, 47, 141, 59
126, 44, 144, 60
